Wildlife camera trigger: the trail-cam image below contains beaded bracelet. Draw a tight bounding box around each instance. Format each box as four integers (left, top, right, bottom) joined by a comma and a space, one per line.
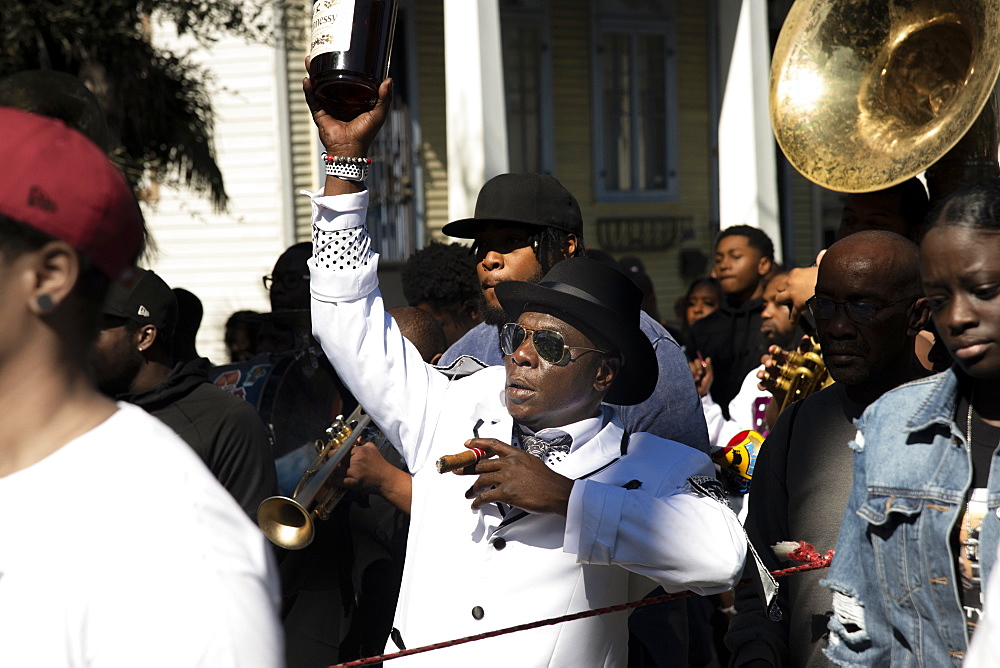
322, 153, 372, 182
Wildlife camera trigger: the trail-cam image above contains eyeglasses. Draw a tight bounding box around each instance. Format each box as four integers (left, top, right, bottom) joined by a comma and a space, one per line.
806, 296, 915, 325
500, 322, 608, 366
262, 273, 310, 291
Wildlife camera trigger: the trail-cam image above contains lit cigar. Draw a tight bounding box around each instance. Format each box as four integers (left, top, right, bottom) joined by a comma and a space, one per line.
436, 447, 487, 474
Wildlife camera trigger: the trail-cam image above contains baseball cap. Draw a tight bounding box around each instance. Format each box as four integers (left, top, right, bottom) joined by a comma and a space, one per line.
442, 173, 583, 239
0, 106, 144, 281
102, 268, 178, 335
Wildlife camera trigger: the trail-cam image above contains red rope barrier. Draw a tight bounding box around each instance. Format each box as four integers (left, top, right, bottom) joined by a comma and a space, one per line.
329, 545, 834, 667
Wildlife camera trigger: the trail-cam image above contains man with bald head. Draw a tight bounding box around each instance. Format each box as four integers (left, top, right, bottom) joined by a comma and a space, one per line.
727, 230, 931, 667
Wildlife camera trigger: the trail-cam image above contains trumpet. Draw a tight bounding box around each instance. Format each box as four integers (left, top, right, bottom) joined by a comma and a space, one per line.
257, 404, 386, 550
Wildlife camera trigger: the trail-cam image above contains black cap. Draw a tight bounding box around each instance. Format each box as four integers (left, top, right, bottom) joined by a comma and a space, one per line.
102, 268, 178, 335
442, 173, 583, 239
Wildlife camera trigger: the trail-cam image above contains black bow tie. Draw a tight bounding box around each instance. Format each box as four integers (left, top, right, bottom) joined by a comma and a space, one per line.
521, 432, 573, 466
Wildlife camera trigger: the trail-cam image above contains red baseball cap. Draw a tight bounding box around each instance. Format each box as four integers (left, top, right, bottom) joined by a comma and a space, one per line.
0, 106, 143, 280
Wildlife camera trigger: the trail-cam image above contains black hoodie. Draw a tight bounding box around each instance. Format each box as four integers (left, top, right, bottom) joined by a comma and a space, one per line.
119, 358, 278, 519
688, 296, 770, 420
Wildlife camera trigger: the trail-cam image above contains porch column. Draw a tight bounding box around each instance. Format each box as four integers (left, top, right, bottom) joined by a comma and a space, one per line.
716, 0, 782, 262
443, 0, 509, 222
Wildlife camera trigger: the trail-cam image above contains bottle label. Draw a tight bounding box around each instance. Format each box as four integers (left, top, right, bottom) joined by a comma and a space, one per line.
310, 0, 355, 59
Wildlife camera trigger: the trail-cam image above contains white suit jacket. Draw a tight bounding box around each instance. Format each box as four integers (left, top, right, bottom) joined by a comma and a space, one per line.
308, 190, 746, 667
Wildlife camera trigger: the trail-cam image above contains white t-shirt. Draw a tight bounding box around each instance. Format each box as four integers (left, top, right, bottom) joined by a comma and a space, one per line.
0, 403, 283, 667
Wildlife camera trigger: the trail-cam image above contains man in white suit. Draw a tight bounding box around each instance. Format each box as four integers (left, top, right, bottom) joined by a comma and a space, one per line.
304, 77, 746, 666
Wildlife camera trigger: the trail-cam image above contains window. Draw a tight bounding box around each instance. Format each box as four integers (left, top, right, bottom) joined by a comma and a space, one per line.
500, 0, 553, 174
592, 0, 678, 202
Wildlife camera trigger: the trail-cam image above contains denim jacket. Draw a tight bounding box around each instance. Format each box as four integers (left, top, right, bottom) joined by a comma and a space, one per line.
822, 368, 1000, 667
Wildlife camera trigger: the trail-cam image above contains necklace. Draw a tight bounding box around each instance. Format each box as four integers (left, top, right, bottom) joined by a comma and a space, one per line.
963, 388, 977, 585
966, 386, 975, 452
967, 404, 973, 451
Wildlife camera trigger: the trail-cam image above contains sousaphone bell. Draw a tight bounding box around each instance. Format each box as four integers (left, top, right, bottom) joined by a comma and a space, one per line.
770, 0, 1000, 193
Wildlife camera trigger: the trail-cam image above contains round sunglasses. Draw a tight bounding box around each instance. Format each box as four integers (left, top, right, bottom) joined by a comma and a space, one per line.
500, 322, 608, 366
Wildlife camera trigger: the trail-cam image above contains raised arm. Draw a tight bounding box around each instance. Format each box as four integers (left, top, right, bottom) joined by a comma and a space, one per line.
303, 67, 391, 196
304, 75, 450, 474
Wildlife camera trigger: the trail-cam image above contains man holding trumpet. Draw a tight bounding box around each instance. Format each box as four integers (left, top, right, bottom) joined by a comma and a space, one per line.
305, 77, 745, 665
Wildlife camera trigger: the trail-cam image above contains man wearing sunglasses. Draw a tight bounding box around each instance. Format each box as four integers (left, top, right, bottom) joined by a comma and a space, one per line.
303, 78, 745, 666
727, 230, 930, 667
434, 175, 710, 456
428, 117, 708, 668
89, 268, 278, 521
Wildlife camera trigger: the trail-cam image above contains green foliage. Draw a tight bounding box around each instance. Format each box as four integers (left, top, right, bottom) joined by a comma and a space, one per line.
0, 0, 301, 210
153, 0, 273, 44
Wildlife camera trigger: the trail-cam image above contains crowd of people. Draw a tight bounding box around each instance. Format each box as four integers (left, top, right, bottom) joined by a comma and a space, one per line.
8, 51, 1000, 668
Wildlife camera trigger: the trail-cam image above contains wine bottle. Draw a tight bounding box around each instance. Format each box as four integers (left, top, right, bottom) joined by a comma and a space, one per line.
308, 0, 398, 121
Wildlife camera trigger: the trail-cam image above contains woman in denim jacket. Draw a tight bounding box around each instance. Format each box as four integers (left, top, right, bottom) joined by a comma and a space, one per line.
824, 179, 1000, 666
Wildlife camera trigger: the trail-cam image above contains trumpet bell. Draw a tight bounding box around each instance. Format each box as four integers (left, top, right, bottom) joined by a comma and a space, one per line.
770, 0, 1000, 192
255, 404, 386, 550
257, 496, 315, 550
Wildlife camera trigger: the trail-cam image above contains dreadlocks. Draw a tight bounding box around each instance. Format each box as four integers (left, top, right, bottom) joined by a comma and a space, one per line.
529, 226, 587, 274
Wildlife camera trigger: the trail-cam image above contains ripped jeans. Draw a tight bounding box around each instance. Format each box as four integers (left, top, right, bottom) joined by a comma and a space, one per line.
821, 369, 1000, 667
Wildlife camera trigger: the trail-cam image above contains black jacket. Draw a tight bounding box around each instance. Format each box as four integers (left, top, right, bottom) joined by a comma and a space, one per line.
119, 358, 278, 519
687, 297, 769, 419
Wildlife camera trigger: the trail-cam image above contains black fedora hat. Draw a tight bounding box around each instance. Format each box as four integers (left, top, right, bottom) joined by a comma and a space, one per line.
494, 257, 657, 405
441, 173, 583, 239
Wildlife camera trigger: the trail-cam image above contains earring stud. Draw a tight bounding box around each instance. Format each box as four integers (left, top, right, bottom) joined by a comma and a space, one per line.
36, 294, 55, 313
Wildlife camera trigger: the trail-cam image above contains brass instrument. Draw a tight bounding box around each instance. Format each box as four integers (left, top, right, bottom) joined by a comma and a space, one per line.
763, 338, 834, 415
257, 404, 386, 550
770, 0, 1000, 193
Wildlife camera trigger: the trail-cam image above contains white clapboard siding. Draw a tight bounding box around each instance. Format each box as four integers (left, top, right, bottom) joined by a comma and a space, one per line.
142, 22, 293, 363
288, 0, 322, 242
